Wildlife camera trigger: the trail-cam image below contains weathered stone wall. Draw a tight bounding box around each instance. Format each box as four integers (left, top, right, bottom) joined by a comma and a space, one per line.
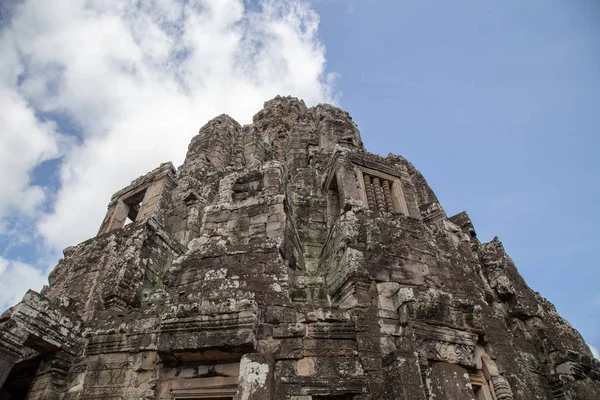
1, 96, 599, 399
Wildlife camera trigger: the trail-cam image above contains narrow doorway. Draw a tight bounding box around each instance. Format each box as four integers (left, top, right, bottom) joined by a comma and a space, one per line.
0, 356, 42, 400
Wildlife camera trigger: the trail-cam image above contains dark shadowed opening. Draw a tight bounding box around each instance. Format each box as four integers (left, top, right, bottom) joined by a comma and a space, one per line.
0, 355, 43, 400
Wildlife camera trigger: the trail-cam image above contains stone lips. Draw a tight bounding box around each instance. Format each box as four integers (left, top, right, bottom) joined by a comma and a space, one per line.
0, 95, 598, 399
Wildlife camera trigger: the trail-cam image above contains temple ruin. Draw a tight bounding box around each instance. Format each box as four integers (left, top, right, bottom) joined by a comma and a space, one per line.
1, 96, 598, 399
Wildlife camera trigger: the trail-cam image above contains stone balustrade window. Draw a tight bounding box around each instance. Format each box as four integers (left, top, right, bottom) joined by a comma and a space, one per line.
356, 167, 408, 215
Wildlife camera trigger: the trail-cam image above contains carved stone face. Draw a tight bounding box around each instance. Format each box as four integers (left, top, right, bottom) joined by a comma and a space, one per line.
185, 116, 240, 169
333, 125, 361, 148
318, 115, 362, 151
252, 97, 307, 132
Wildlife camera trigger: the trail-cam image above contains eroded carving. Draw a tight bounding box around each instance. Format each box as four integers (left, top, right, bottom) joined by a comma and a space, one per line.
1, 96, 598, 399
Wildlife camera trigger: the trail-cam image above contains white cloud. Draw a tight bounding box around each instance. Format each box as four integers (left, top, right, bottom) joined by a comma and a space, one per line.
0, 0, 336, 255
0, 34, 60, 221
0, 257, 48, 311
591, 345, 600, 360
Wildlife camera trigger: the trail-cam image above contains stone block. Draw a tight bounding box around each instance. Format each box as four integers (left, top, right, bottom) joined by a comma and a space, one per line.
428, 362, 476, 400
265, 306, 296, 324
273, 323, 306, 338
297, 357, 316, 377
4, 98, 599, 400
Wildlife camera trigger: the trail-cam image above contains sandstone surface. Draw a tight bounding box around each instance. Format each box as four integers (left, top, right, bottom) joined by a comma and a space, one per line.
1, 96, 598, 399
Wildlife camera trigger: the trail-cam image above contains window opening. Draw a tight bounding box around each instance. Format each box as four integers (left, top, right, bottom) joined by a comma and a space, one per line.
358, 168, 408, 214
363, 172, 393, 212
123, 189, 146, 225
1, 356, 43, 400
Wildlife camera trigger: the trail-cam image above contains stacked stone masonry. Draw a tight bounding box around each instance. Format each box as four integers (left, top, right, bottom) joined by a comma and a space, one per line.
1, 96, 598, 399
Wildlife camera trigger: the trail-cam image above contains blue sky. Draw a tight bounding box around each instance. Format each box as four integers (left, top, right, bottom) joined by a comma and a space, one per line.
0, 0, 598, 357
311, 0, 600, 354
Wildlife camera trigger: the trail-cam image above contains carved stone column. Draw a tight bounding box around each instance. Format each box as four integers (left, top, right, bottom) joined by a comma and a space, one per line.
382, 179, 394, 212
363, 173, 376, 211
372, 177, 386, 211
490, 376, 514, 400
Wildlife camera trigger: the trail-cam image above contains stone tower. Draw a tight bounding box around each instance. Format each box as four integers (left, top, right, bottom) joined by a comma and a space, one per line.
0, 96, 598, 400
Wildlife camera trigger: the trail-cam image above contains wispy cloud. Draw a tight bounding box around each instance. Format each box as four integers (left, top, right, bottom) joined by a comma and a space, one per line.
0, 257, 48, 310
591, 345, 600, 360
0, 0, 336, 309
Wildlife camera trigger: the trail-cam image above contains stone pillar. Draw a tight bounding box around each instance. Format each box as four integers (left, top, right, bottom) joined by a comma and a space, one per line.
382, 180, 394, 212
372, 177, 386, 211
183, 202, 201, 246
235, 353, 274, 400
363, 173, 376, 211
106, 200, 130, 232
137, 179, 166, 221
27, 352, 71, 400
334, 164, 364, 211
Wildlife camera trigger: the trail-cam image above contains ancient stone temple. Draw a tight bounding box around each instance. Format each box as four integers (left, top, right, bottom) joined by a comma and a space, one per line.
1, 96, 598, 400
